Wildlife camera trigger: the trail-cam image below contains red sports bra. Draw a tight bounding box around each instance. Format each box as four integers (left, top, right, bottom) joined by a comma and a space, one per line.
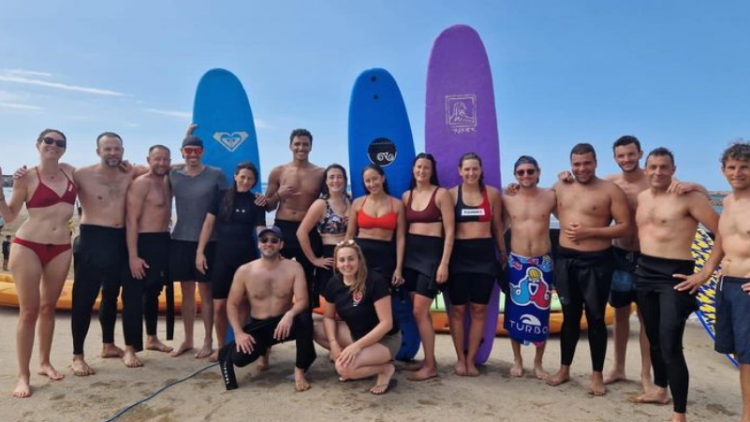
26, 167, 77, 209
357, 196, 397, 231
405, 188, 442, 224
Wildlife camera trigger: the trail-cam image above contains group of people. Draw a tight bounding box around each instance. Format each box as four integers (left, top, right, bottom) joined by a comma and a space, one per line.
0, 128, 747, 422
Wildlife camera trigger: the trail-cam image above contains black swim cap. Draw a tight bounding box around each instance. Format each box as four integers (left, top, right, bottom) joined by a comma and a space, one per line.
514, 155, 539, 171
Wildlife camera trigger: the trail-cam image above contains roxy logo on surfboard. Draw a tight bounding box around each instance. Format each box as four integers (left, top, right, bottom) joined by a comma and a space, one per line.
367, 137, 397, 167
445, 94, 477, 134
213, 131, 249, 152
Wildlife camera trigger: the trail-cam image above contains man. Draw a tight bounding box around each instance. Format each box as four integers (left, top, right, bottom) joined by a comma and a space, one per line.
265, 129, 325, 306
546, 143, 631, 396
70, 132, 142, 374
218, 226, 317, 392
633, 147, 719, 422
501, 156, 556, 379
169, 128, 228, 358
125, 145, 174, 366
2, 235, 9, 271
713, 142, 750, 422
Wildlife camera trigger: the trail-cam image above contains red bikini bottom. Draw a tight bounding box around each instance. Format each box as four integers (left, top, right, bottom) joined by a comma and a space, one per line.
13, 237, 71, 266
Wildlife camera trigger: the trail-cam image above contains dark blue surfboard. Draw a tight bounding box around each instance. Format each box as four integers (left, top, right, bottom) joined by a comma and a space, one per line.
193, 68, 261, 344
193, 68, 262, 193
348, 68, 419, 361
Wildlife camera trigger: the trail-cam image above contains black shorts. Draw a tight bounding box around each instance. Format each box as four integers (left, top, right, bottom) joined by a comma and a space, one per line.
609, 247, 640, 308
355, 237, 396, 280
715, 276, 750, 364
276, 219, 320, 308
169, 240, 216, 283
448, 238, 499, 306
403, 234, 444, 299
212, 242, 257, 299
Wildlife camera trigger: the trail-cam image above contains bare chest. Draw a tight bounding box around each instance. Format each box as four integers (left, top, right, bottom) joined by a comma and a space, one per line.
557, 186, 609, 218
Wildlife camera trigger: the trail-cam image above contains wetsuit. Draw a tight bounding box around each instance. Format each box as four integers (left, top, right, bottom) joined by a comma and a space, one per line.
555, 246, 614, 372
403, 188, 444, 299
636, 254, 697, 414
218, 312, 317, 390
449, 185, 499, 306
609, 247, 640, 308
210, 189, 266, 299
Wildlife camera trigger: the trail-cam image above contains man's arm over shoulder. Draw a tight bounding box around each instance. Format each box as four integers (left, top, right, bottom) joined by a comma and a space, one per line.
687, 191, 720, 233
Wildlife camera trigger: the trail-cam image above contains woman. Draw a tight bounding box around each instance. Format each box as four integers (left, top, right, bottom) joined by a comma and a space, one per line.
345, 164, 406, 286
323, 240, 400, 394
0, 129, 75, 398
196, 162, 266, 360
448, 152, 506, 377
401, 153, 454, 381
297, 164, 350, 304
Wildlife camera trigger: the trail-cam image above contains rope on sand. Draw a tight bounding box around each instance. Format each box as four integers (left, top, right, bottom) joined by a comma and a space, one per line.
98, 362, 219, 422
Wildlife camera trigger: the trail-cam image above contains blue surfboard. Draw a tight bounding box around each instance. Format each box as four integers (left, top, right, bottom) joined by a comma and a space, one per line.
193, 68, 262, 193
348, 68, 420, 361
193, 68, 261, 344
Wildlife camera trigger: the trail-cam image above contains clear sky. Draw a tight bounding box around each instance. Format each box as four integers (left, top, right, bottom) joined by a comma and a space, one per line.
0, 1, 747, 190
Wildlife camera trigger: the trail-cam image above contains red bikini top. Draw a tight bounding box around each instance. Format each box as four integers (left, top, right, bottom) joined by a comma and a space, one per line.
357, 196, 397, 231
26, 167, 77, 209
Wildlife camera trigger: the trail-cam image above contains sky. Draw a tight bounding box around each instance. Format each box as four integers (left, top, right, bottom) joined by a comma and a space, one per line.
0, 1, 748, 190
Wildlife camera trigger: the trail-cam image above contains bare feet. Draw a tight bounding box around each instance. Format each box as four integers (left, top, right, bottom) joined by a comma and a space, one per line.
294, 369, 311, 392
407, 366, 437, 382
370, 364, 396, 395
208, 350, 219, 363
466, 362, 480, 377
71, 357, 95, 376
534, 365, 549, 380
546, 368, 570, 387
510, 361, 524, 378
670, 412, 687, 422
13, 375, 31, 398
257, 350, 271, 371
101, 344, 125, 359
123, 349, 143, 368
628, 389, 671, 406
38, 363, 65, 381
641, 375, 656, 395
146, 338, 174, 353
169, 341, 194, 358
603, 369, 627, 385
589, 372, 606, 396
194, 341, 213, 359
404, 360, 425, 372
454, 361, 468, 376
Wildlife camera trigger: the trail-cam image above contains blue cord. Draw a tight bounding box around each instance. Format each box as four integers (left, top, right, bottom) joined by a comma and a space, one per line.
98, 362, 219, 422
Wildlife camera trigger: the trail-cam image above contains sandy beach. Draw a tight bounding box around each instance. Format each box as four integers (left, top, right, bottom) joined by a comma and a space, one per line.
0, 307, 741, 422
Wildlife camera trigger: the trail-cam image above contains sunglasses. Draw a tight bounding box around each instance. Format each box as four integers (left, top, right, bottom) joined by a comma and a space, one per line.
336, 239, 356, 247
516, 168, 537, 176
183, 146, 203, 156
40, 137, 67, 148
259, 236, 281, 244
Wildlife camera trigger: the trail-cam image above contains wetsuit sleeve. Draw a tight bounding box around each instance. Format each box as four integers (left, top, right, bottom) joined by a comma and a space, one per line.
254, 202, 266, 227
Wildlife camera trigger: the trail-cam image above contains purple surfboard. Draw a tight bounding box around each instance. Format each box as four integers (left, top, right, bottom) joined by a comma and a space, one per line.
425, 24, 501, 365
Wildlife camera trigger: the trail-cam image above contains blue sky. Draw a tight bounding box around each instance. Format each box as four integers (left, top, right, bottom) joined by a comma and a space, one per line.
0, 1, 747, 190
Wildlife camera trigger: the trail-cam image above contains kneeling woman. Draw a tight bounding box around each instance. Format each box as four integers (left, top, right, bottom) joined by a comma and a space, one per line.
196, 162, 266, 359
323, 241, 401, 394
448, 152, 506, 376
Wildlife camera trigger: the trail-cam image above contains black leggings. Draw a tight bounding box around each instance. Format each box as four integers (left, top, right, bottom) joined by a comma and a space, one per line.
276, 219, 320, 309
218, 312, 317, 390
636, 254, 697, 414
71, 225, 127, 355
555, 247, 613, 372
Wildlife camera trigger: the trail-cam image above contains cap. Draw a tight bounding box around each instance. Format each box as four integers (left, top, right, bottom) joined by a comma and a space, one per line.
258, 225, 283, 238
182, 135, 204, 148
514, 155, 539, 171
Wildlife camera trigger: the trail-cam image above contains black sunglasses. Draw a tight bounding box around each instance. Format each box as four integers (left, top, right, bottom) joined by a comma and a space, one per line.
40, 137, 66, 148
259, 236, 281, 244
516, 168, 536, 176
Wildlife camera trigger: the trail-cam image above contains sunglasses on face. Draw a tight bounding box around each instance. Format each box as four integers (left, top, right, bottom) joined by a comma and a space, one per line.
40, 137, 66, 148
516, 169, 536, 176
183, 146, 203, 156
259, 236, 281, 244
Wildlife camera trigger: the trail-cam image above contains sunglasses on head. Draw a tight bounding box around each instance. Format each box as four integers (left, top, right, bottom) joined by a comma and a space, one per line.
183, 146, 203, 155
336, 239, 355, 247
259, 236, 281, 244
516, 168, 536, 176
40, 137, 66, 148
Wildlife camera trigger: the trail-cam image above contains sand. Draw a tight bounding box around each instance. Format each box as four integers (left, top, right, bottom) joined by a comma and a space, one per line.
0, 308, 741, 422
